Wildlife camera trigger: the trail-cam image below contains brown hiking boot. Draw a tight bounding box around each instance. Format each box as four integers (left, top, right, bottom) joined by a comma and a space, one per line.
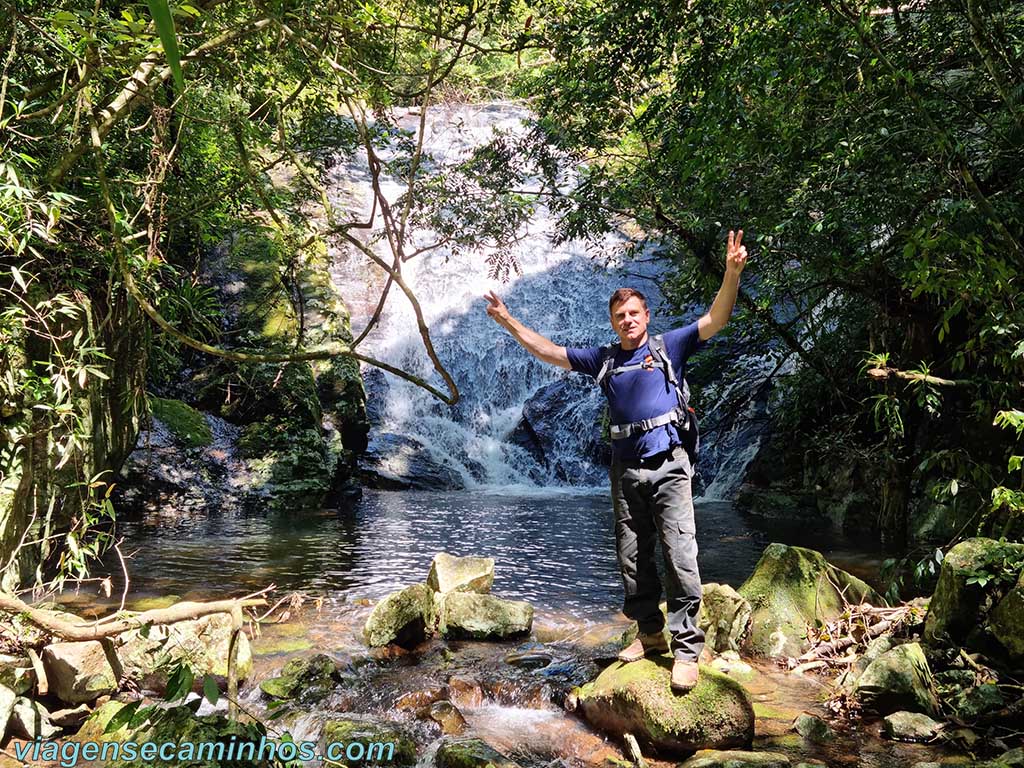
671, 660, 699, 693
617, 632, 669, 662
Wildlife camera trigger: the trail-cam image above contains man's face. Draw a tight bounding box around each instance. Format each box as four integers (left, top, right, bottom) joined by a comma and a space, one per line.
610, 296, 650, 349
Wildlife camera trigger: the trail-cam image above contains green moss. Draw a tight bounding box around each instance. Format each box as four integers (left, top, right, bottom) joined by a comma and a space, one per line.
323, 719, 417, 766
434, 737, 517, 768
738, 544, 881, 657
130, 594, 182, 611
579, 659, 754, 748
150, 397, 212, 448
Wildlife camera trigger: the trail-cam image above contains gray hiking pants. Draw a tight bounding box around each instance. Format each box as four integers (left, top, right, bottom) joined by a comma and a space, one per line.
611, 445, 705, 661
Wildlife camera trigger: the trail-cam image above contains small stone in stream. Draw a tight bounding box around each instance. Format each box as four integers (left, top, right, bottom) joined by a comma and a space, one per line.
394, 686, 446, 711
435, 736, 520, 768
427, 553, 495, 594
428, 700, 467, 734
882, 711, 943, 742
793, 713, 834, 743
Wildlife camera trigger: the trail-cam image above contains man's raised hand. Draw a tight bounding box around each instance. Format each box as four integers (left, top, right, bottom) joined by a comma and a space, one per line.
485, 291, 512, 325
726, 229, 749, 275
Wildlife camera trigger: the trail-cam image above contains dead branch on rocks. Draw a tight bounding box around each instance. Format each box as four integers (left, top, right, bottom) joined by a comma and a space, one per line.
793, 603, 923, 668
0, 590, 269, 642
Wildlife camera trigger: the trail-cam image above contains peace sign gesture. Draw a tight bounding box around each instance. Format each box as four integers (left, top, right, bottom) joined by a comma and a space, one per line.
726, 229, 748, 276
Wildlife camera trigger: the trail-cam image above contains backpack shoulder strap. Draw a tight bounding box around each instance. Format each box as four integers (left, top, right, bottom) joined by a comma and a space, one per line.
649, 334, 688, 408
595, 343, 619, 391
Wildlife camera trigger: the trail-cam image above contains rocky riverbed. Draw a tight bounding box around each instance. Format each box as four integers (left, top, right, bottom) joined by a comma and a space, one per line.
4, 540, 1023, 767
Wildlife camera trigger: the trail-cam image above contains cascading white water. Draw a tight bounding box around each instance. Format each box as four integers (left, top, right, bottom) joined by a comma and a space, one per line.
328, 103, 769, 494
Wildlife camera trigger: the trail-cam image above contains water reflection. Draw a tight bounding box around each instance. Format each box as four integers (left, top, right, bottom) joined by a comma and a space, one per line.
103, 490, 881, 619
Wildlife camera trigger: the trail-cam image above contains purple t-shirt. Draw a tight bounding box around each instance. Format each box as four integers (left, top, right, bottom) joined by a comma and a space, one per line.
566, 321, 704, 461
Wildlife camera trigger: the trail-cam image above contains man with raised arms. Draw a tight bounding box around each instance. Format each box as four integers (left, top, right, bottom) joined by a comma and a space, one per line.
485, 230, 748, 693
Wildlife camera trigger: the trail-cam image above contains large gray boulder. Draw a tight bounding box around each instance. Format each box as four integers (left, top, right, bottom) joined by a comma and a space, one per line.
438, 593, 532, 640
427, 553, 494, 595
738, 544, 882, 657
42, 641, 121, 705
924, 538, 1024, 647
118, 613, 252, 688
364, 584, 433, 648
852, 643, 939, 716
577, 660, 754, 755
699, 583, 752, 653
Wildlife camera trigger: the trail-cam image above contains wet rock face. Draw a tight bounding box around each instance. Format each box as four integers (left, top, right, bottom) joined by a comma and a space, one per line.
360, 433, 469, 490
577, 660, 755, 755
924, 537, 1024, 658
737, 543, 883, 658
509, 378, 609, 483
852, 642, 939, 717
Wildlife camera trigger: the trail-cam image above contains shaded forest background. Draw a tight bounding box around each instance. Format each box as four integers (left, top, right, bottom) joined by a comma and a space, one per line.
1, 0, 1022, 596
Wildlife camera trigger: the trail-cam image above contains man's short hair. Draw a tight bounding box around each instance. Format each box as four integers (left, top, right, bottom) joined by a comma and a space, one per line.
608, 288, 648, 314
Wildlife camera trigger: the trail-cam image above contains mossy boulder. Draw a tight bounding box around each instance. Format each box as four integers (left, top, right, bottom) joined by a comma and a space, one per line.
438, 593, 533, 640
427, 553, 495, 594
577, 659, 754, 755
149, 397, 213, 448
852, 642, 939, 716
924, 538, 1024, 647
434, 736, 520, 768
699, 583, 752, 653
322, 718, 417, 766
737, 544, 883, 657
988, 570, 1024, 663
364, 584, 433, 648
117, 613, 253, 690
260, 653, 342, 702
680, 751, 791, 768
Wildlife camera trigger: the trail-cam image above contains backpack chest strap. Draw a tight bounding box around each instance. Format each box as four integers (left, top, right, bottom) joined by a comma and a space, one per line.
609, 406, 689, 440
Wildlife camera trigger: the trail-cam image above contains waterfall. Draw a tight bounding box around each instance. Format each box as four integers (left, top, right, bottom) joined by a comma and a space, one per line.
328, 103, 770, 494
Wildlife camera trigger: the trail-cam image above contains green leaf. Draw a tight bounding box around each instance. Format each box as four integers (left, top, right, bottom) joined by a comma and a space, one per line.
105, 701, 141, 733
203, 675, 220, 706
147, 0, 185, 91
